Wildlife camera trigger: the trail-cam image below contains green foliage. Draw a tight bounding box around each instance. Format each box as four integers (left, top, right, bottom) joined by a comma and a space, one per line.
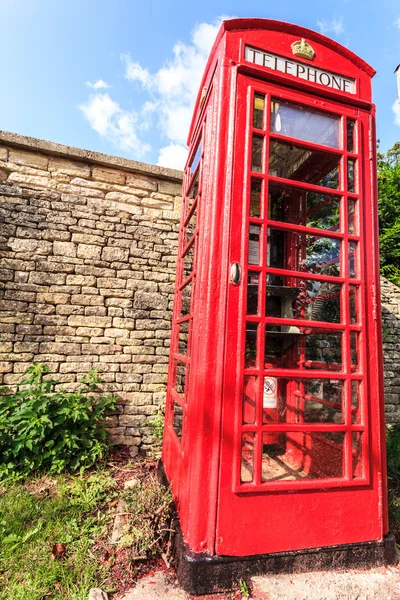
0, 471, 116, 600
239, 579, 250, 597
149, 410, 165, 441
0, 363, 116, 479
386, 425, 400, 543
377, 143, 400, 286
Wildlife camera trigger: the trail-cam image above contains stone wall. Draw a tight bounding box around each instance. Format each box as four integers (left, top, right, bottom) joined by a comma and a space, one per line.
1, 132, 400, 455
0, 132, 182, 455
381, 277, 400, 424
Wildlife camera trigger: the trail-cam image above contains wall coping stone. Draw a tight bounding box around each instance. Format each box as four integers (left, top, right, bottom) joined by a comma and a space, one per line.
0, 130, 184, 183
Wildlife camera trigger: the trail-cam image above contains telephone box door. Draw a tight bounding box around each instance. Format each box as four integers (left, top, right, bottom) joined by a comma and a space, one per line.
216, 75, 384, 557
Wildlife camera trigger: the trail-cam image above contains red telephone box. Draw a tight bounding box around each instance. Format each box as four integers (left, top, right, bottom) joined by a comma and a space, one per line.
160, 18, 396, 594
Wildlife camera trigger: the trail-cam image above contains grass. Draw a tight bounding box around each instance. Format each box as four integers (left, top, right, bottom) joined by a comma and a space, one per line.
0, 470, 118, 600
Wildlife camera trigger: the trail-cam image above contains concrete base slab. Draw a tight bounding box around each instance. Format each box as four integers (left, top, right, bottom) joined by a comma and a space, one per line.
115, 564, 400, 599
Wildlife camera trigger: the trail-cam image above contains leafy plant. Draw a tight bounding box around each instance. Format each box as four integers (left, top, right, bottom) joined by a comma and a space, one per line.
239, 579, 250, 597
149, 410, 165, 441
0, 363, 116, 479
377, 143, 400, 286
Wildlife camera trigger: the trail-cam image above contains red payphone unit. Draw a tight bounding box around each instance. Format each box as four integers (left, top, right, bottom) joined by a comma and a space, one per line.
160, 19, 396, 594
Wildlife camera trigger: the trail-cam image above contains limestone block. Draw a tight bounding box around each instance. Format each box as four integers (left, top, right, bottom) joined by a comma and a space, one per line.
71, 233, 105, 246
59, 362, 93, 373
105, 297, 132, 308
9, 149, 48, 169
8, 172, 53, 189
7, 238, 52, 255
92, 167, 125, 185
87, 197, 142, 216
112, 317, 135, 330
158, 180, 182, 196
126, 174, 157, 191
29, 272, 66, 285
105, 191, 141, 205
39, 342, 81, 355
56, 305, 84, 316
66, 274, 96, 286
71, 295, 105, 306
36, 293, 70, 305
0, 300, 28, 312
104, 327, 130, 338
57, 184, 104, 198
133, 291, 168, 311
48, 157, 90, 177
101, 247, 129, 262
0, 343, 13, 353
77, 244, 102, 260
4, 290, 36, 302
68, 315, 112, 328
53, 241, 77, 257
13, 342, 39, 353
76, 327, 103, 337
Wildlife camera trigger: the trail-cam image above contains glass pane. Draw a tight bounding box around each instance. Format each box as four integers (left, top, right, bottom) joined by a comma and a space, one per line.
269, 140, 340, 189
347, 119, 356, 153
247, 271, 259, 315
261, 431, 345, 481
243, 375, 257, 424
268, 183, 340, 232
348, 199, 356, 234
182, 241, 195, 282
352, 432, 364, 478
352, 380, 361, 423
261, 378, 344, 424
248, 224, 261, 265
245, 322, 258, 368
175, 361, 188, 397
270, 99, 340, 149
185, 207, 197, 246
190, 142, 201, 174
349, 241, 357, 278
250, 178, 262, 217
253, 94, 265, 129
267, 227, 341, 277
266, 278, 341, 323
186, 170, 199, 215
350, 285, 358, 324
347, 159, 356, 192
172, 401, 183, 440
177, 320, 190, 356
241, 432, 255, 483
252, 135, 264, 172
264, 327, 343, 371
180, 281, 192, 317
351, 332, 359, 370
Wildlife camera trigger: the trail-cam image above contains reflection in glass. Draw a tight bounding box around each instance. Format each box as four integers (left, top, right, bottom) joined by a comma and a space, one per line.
247, 271, 259, 315
178, 320, 190, 356
250, 178, 262, 217
264, 327, 343, 371
270, 99, 340, 149
348, 199, 356, 234
266, 278, 341, 323
175, 362, 188, 397
243, 376, 257, 424
352, 380, 361, 423
261, 431, 344, 481
352, 432, 363, 478
180, 281, 192, 317
269, 140, 340, 189
267, 227, 341, 277
253, 94, 265, 129
347, 159, 356, 192
173, 401, 184, 440
245, 322, 258, 368
349, 241, 357, 278
252, 135, 264, 172
248, 224, 261, 265
350, 285, 358, 324
268, 183, 340, 231
187, 171, 199, 215
182, 242, 195, 282
347, 119, 356, 153
241, 432, 255, 483
190, 142, 202, 174
351, 332, 359, 369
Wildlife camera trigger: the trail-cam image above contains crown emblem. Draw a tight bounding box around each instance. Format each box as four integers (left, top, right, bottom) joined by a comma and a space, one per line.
291, 38, 315, 61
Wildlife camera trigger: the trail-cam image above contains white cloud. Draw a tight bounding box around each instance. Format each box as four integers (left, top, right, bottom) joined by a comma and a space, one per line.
79, 93, 150, 157
395, 17, 400, 29
86, 79, 110, 90
392, 100, 400, 126
81, 15, 233, 168
157, 144, 188, 170
317, 18, 345, 36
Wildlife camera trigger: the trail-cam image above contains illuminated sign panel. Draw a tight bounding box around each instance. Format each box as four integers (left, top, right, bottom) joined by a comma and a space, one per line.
245, 45, 356, 94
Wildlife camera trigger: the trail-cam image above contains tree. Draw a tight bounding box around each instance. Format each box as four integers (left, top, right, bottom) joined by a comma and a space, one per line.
377, 142, 400, 286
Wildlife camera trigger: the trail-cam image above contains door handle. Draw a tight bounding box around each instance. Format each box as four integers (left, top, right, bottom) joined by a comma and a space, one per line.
230, 263, 241, 285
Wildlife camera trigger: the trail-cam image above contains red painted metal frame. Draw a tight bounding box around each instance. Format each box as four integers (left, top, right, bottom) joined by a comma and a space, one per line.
162, 19, 387, 560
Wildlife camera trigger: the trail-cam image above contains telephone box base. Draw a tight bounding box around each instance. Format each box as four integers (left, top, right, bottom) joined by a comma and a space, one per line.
174, 530, 397, 596
159, 456, 397, 595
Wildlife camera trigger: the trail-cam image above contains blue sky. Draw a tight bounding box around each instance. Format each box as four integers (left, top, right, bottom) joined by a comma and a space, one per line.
1, 0, 400, 169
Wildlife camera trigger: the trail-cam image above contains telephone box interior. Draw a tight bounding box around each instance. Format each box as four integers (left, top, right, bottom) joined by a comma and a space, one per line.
160, 18, 396, 594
